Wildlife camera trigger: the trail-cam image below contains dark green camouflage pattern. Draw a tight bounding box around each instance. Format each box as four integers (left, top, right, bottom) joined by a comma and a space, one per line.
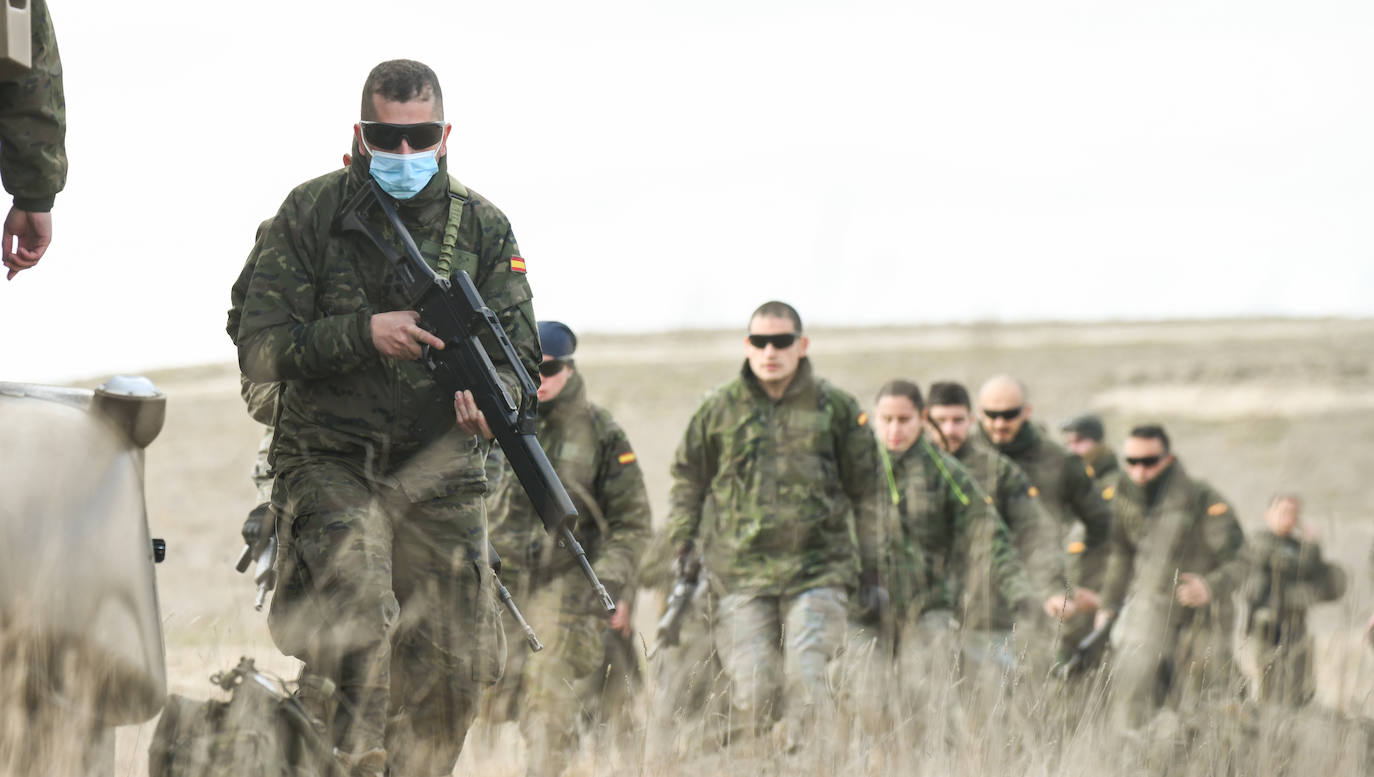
489, 369, 651, 597
880, 435, 1034, 619
952, 434, 1064, 626
0, 0, 64, 212
234, 158, 538, 481
667, 358, 881, 597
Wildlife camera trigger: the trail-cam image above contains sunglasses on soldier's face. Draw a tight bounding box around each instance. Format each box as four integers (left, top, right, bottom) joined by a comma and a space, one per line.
538, 359, 571, 377
359, 121, 446, 151
747, 333, 799, 350
1124, 455, 1164, 468
982, 407, 1022, 421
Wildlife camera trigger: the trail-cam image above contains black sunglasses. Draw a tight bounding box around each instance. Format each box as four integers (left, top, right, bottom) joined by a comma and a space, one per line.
538, 359, 572, 377
359, 121, 446, 151
982, 407, 1022, 421
1124, 455, 1164, 468
747, 333, 799, 350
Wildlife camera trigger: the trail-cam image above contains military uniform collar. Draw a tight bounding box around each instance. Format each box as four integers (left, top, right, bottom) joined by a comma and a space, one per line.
346, 143, 454, 212
740, 357, 815, 402
539, 369, 587, 417
980, 417, 1041, 457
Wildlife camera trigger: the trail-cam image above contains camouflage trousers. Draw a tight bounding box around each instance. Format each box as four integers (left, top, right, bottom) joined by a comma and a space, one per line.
841, 609, 964, 744
714, 587, 847, 745
485, 570, 606, 777
1108, 597, 1236, 729
644, 592, 724, 760
268, 456, 505, 776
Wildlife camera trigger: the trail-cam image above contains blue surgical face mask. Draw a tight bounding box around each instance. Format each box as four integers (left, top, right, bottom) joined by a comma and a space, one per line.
366, 146, 440, 200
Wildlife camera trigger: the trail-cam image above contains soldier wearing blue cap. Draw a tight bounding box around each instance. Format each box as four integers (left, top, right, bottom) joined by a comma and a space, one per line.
484, 320, 652, 777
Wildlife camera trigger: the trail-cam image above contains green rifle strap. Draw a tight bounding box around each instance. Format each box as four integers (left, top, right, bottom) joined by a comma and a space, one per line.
877, 443, 901, 506
435, 175, 468, 278
922, 436, 970, 506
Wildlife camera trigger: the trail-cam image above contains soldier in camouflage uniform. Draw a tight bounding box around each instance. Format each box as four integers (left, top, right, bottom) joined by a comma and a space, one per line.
232, 60, 537, 776
1059, 413, 1120, 492
976, 376, 1113, 657
0, 0, 64, 280
1238, 494, 1345, 706
667, 301, 881, 749
923, 381, 1070, 665
1095, 425, 1247, 729
483, 321, 651, 777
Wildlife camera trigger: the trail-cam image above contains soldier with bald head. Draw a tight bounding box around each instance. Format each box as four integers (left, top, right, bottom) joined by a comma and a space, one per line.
974, 376, 1113, 656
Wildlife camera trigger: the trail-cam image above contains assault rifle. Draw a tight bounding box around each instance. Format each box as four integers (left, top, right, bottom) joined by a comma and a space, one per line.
334, 179, 614, 613
648, 557, 702, 659
1056, 612, 1114, 679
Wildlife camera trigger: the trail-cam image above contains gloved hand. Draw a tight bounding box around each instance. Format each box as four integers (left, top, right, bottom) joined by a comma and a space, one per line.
241, 503, 273, 552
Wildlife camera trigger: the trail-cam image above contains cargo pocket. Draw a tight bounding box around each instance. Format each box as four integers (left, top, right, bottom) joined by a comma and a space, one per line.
468, 560, 508, 686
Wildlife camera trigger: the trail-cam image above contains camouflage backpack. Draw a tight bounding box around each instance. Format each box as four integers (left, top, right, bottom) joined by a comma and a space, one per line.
147, 657, 334, 777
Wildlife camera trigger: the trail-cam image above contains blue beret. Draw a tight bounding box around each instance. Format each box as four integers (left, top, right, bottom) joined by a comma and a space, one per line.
538, 320, 577, 359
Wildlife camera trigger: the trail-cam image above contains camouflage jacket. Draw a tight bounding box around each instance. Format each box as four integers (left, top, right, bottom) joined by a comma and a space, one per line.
489, 370, 651, 600
879, 435, 1034, 621
1240, 530, 1345, 643
0, 0, 65, 211
234, 157, 538, 491
979, 421, 1112, 589
952, 435, 1065, 626
667, 358, 880, 597
230, 219, 281, 426
1100, 460, 1247, 624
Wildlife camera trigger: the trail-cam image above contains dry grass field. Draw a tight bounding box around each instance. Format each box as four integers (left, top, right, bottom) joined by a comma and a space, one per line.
20, 317, 1374, 776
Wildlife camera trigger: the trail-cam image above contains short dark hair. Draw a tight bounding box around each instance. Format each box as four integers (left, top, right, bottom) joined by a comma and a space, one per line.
749, 301, 802, 333
1128, 424, 1171, 453
876, 379, 924, 411
361, 60, 444, 120
927, 381, 971, 409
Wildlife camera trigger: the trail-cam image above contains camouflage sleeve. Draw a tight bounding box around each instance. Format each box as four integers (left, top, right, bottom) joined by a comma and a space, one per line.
1197, 489, 1247, 600
238, 375, 281, 426
949, 459, 1035, 609
1101, 505, 1135, 611
590, 414, 653, 592
471, 224, 539, 395
0, 0, 64, 212
667, 398, 717, 548
835, 395, 882, 579
1064, 455, 1113, 588
236, 192, 379, 383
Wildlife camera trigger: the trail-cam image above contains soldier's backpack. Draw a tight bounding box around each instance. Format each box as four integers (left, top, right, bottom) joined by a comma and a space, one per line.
147, 657, 335, 777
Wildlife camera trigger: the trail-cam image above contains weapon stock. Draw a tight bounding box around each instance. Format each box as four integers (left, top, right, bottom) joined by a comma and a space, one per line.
1057, 613, 1114, 679
647, 560, 702, 659
334, 179, 614, 614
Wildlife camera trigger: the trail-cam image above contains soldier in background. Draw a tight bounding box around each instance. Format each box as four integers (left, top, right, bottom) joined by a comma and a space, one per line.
0, 0, 64, 280
976, 376, 1112, 657
1059, 413, 1119, 491
1095, 424, 1247, 728
924, 381, 1071, 663
666, 300, 881, 751
1239, 494, 1345, 706
484, 321, 651, 777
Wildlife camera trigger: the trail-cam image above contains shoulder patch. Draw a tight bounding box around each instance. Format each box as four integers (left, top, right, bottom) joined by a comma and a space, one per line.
510, 256, 527, 273
1067, 541, 1086, 555
856, 412, 868, 427
1027, 486, 1039, 498
984, 494, 994, 505
1085, 463, 1096, 478
1102, 485, 1115, 501
617, 451, 637, 465
1207, 502, 1229, 516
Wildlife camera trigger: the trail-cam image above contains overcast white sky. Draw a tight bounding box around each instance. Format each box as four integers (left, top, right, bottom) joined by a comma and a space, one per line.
3, 0, 1371, 383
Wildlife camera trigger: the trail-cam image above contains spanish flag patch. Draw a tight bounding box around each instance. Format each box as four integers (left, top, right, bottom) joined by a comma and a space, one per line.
618, 452, 637, 465
1207, 502, 1229, 516
510, 256, 527, 273
857, 412, 868, 427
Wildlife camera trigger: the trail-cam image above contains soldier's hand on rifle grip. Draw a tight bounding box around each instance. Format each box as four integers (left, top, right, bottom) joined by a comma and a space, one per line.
454, 390, 494, 440
371, 310, 444, 360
